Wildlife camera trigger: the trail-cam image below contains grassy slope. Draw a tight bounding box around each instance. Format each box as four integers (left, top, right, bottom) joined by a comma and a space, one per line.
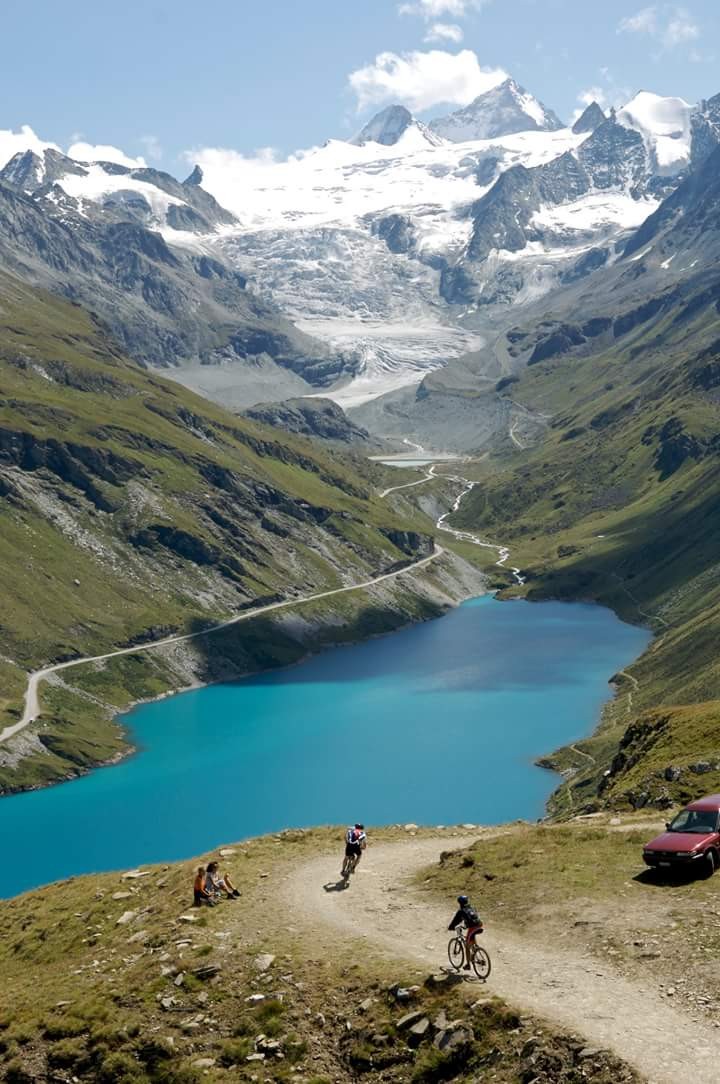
0, 272, 462, 793
0, 828, 638, 1084
422, 815, 720, 1023
449, 284, 720, 813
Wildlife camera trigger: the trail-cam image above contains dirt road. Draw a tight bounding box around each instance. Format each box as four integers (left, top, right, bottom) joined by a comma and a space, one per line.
283, 834, 720, 1084
0, 545, 444, 745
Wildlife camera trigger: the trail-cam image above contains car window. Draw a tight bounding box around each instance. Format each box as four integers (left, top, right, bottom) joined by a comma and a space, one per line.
670, 809, 719, 832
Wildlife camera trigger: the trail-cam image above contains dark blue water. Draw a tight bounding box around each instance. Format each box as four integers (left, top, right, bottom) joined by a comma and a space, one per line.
0, 597, 648, 897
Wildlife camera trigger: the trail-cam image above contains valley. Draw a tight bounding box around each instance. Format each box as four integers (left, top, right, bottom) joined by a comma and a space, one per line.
1, 40, 720, 1083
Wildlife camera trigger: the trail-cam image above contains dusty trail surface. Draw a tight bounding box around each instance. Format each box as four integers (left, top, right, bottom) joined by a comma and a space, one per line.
284, 835, 720, 1084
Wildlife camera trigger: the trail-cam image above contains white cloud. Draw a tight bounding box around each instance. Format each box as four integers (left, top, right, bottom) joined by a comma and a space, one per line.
618, 5, 699, 51
139, 135, 163, 162
0, 124, 148, 171
348, 49, 507, 113
618, 6, 658, 34
67, 140, 146, 168
662, 8, 699, 47
573, 74, 634, 121
577, 86, 609, 110
399, 0, 485, 16
424, 22, 464, 42
0, 125, 59, 169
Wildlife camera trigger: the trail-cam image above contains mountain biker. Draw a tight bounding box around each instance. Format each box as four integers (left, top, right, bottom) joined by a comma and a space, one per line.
343, 823, 367, 873
448, 894, 484, 969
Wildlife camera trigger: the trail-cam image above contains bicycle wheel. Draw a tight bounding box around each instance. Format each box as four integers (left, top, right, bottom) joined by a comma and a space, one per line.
471, 944, 491, 980
447, 935, 465, 971
341, 858, 351, 879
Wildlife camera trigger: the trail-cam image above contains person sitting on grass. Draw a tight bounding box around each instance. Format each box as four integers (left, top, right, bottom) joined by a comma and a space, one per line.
193, 866, 217, 907
205, 860, 240, 899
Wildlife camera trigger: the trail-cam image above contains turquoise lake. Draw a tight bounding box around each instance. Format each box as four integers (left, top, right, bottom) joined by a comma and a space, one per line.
0, 596, 649, 897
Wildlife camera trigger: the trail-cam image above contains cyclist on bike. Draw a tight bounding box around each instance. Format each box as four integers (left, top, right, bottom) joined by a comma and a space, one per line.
448, 894, 483, 969
343, 823, 367, 874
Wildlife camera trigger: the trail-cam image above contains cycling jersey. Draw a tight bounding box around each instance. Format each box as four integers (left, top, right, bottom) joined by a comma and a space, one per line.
449, 903, 482, 931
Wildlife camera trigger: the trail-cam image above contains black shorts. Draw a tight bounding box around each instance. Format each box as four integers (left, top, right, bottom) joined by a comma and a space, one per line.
345, 843, 362, 858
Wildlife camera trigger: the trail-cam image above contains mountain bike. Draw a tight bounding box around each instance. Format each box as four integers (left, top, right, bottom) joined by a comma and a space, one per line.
341, 850, 361, 880
447, 927, 491, 980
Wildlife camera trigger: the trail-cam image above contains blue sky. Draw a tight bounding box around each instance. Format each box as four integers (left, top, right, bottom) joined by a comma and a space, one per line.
1, 0, 718, 171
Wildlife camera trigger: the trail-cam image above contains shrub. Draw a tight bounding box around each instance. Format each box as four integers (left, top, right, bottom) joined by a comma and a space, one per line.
412, 1047, 457, 1082
286, 1038, 308, 1064
96, 1050, 147, 1083
5, 1060, 34, 1084
47, 1037, 86, 1069
219, 1038, 252, 1066
43, 1015, 86, 1040
135, 1036, 175, 1068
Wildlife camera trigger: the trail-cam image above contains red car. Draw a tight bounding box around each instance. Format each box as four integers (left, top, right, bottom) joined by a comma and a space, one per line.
643, 795, 720, 876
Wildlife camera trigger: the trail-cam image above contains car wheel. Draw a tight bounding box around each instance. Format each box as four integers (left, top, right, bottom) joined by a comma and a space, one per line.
703, 850, 717, 878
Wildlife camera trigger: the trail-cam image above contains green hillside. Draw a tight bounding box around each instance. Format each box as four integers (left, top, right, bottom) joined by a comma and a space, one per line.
0, 273, 471, 794
450, 274, 720, 812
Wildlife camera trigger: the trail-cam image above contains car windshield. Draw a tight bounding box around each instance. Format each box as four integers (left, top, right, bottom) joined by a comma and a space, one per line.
668, 809, 719, 834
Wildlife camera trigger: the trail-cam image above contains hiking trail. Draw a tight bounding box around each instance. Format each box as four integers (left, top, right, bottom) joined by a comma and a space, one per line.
284, 834, 720, 1084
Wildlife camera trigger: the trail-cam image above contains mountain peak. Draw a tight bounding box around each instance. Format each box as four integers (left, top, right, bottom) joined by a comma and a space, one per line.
429, 78, 564, 142
350, 105, 444, 149
572, 101, 606, 134
351, 105, 415, 147
184, 164, 204, 186
617, 91, 695, 175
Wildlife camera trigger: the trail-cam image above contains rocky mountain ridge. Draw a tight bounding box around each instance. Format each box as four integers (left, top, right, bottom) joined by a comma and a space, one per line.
0, 150, 355, 406
2, 80, 719, 415
429, 78, 564, 142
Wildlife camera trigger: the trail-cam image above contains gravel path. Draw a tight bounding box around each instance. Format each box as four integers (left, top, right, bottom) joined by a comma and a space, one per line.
284, 834, 720, 1084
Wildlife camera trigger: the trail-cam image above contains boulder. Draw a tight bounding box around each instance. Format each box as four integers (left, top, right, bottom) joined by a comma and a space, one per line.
256, 1036, 283, 1057
690, 762, 713, 774
664, 766, 682, 782
116, 910, 138, 926
397, 1011, 425, 1031
254, 953, 276, 972
408, 1018, 431, 1046
192, 1058, 216, 1069
434, 1023, 474, 1054
193, 964, 221, 981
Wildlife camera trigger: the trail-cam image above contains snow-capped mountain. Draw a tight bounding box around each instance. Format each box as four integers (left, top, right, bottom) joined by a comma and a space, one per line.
572, 101, 606, 135
2, 79, 719, 412
351, 105, 443, 149
429, 78, 564, 142
183, 83, 720, 404
0, 148, 235, 235
617, 92, 694, 176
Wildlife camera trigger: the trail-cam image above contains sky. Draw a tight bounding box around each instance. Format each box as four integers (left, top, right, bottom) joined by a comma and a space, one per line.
0, 0, 718, 174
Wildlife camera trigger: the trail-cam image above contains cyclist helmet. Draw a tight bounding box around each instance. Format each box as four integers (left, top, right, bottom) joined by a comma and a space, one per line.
457, 894, 469, 905
355, 823, 364, 830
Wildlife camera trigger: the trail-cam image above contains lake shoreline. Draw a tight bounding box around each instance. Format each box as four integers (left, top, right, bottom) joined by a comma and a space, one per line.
0, 594, 649, 897
0, 548, 488, 799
